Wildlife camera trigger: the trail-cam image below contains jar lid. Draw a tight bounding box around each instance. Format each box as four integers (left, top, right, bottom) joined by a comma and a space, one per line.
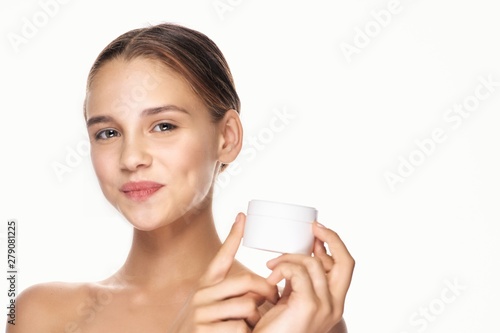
247, 200, 317, 223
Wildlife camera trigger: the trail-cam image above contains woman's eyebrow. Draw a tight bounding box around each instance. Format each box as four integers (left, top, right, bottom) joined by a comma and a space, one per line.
141, 105, 190, 117
86, 105, 190, 128
86, 115, 114, 128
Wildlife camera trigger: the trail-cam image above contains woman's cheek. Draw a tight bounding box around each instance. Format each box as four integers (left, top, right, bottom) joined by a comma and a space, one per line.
91, 150, 108, 180
91, 149, 118, 199
174, 143, 216, 200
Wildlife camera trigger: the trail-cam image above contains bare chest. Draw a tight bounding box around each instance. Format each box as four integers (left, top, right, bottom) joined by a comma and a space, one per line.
60, 290, 187, 333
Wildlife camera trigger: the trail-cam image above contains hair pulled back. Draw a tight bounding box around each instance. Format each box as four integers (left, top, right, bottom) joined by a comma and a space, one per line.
85, 23, 240, 121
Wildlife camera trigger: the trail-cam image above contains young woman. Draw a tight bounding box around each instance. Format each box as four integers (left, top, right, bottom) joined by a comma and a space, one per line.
8, 23, 354, 332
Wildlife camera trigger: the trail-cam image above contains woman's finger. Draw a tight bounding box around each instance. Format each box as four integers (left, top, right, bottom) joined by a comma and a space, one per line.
313, 222, 354, 266
198, 320, 252, 333
313, 222, 355, 302
266, 262, 316, 302
267, 254, 330, 308
195, 272, 278, 306
313, 238, 334, 272
200, 213, 246, 287
195, 295, 262, 327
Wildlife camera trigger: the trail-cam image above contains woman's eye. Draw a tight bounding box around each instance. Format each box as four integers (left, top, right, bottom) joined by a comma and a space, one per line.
95, 129, 120, 140
153, 122, 177, 132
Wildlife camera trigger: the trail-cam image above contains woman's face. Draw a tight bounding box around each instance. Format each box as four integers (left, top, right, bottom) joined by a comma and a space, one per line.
85, 58, 221, 230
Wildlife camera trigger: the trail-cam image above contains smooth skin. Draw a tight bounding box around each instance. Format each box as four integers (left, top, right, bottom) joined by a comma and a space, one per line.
6, 58, 354, 332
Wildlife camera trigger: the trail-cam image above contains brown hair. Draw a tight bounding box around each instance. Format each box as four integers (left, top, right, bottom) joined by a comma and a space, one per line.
85, 23, 240, 121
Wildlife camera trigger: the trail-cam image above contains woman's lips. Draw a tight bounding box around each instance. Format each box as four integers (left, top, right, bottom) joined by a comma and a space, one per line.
120, 181, 164, 202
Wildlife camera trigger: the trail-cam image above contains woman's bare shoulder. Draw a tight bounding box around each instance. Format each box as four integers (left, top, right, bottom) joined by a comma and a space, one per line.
6, 281, 96, 332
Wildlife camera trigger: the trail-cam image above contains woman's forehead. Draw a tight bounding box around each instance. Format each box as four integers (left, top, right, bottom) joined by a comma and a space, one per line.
85, 58, 207, 117
89, 58, 178, 90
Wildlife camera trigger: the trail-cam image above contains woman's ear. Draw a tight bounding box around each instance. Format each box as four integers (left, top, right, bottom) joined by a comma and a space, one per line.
217, 109, 243, 168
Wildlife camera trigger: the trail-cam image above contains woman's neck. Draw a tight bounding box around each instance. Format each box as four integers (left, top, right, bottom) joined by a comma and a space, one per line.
118, 206, 223, 289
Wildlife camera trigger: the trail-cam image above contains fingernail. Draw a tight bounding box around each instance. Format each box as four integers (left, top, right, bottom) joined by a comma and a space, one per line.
234, 212, 243, 223
315, 221, 326, 228
266, 257, 277, 268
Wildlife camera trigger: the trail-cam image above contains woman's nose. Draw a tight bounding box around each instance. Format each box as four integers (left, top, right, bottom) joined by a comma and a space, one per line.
119, 136, 153, 171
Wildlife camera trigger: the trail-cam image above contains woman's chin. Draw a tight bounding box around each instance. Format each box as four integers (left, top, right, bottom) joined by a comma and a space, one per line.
113, 199, 205, 231
128, 219, 160, 231
116, 207, 166, 231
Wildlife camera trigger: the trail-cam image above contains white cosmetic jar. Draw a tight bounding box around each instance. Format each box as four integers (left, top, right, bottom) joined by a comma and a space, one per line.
243, 200, 318, 255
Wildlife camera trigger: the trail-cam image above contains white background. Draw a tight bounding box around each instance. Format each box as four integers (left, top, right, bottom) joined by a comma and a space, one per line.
1, 0, 499, 332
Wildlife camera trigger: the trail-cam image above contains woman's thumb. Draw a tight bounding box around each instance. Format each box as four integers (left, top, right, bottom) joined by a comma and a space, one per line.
200, 213, 246, 286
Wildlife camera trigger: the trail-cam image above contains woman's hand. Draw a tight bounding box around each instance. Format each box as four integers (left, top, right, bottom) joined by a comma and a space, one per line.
168, 213, 278, 333
254, 222, 355, 333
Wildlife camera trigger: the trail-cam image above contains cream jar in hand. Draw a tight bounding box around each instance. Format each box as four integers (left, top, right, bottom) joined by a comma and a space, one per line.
242, 200, 318, 255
